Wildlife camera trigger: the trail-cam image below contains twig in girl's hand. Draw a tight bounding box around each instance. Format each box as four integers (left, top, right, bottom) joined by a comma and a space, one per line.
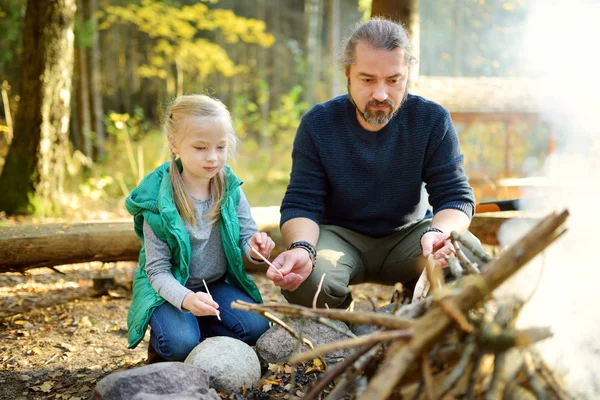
202, 279, 221, 321
251, 246, 283, 277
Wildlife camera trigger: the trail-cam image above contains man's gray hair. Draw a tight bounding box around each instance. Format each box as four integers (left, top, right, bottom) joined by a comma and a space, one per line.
340, 18, 417, 71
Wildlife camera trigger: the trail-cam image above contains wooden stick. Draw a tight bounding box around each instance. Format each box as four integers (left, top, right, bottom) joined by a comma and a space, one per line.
324, 345, 381, 400
425, 254, 444, 291
357, 210, 569, 400
451, 231, 492, 264
312, 273, 326, 309
523, 351, 551, 400
262, 311, 314, 350
465, 351, 482, 400
420, 352, 435, 400
289, 329, 412, 364
251, 246, 283, 277
202, 279, 221, 320
303, 345, 376, 400
436, 338, 476, 398
232, 300, 414, 330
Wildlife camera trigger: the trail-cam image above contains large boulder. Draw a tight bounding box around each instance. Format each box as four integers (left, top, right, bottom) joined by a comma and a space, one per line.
255, 318, 353, 365
184, 336, 261, 393
94, 362, 219, 400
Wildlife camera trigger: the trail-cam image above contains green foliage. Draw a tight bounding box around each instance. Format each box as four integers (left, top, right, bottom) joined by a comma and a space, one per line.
460, 122, 552, 178
232, 85, 309, 206
62, 85, 309, 212
74, 19, 95, 49
420, 0, 530, 77
100, 0, 275, 83
0, 0, 24, 65
358, 0, 371, 21
104, 107, 167, 192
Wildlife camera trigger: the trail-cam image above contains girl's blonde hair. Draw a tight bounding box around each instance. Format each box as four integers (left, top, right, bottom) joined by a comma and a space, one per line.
164, 94, 238, 226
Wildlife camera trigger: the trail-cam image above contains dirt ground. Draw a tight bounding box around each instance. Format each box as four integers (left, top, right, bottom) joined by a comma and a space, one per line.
0, 261, 396, 400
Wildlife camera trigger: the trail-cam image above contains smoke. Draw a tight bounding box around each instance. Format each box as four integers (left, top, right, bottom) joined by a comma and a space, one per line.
495, 1, 600, 398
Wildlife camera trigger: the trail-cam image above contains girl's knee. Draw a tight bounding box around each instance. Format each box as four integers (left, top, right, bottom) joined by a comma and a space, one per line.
243, 315, 270, 345
156, 335, 199, 361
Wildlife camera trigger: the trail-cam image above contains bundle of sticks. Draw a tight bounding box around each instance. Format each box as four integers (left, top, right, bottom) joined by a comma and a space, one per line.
233, 209, 571, 399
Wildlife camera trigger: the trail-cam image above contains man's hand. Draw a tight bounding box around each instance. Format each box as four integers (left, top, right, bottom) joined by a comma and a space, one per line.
182, 292, 220, 318
421, 231, 454, 267
267, 248, 313, 291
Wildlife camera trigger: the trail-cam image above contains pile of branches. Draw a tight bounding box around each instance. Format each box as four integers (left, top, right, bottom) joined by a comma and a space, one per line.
234, 210, 571, 399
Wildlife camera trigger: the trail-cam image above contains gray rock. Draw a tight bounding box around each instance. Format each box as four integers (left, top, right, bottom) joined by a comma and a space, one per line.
184, 336, 261, 393
94, 362, 219, 400
349, 301, 429, 336
350, 304, 394, 336
255, 318, 353, 365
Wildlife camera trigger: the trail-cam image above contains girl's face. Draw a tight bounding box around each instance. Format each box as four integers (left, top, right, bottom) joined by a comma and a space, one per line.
173, 117, 229, 185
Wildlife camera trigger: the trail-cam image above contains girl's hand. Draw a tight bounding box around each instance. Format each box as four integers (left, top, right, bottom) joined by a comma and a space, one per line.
182, 292, 220, 318
249, 232, 275, 260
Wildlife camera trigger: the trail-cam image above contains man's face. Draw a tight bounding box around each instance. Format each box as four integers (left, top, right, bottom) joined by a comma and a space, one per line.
346, 41, 410, 131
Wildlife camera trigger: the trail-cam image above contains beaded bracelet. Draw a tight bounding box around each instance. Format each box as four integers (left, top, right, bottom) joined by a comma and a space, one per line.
289, 240, 317, 267
421, 226, 444, 239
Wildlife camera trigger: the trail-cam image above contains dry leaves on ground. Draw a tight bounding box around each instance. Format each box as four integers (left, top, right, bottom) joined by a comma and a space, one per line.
0, 260, 395, 400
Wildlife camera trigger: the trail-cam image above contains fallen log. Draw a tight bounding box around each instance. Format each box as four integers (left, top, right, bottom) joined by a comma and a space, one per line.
0, 208, 531, 274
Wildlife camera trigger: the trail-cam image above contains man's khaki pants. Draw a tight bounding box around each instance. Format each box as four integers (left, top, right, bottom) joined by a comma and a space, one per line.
282, 220, 483, 309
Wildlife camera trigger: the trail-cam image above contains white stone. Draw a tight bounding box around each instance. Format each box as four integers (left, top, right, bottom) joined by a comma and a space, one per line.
184, 336, 261, 393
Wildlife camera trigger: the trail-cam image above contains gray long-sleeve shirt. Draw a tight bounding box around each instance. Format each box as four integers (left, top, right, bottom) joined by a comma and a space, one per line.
143, 189, 260, 310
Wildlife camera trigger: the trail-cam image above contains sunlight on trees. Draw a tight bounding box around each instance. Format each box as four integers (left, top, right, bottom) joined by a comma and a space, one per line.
100, 0, 275, 96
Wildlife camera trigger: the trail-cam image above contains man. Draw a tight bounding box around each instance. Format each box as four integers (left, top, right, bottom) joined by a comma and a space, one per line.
266, 18, 479, 308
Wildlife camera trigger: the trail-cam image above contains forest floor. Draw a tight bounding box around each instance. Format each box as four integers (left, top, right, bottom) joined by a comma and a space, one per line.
0, 260, 396, 400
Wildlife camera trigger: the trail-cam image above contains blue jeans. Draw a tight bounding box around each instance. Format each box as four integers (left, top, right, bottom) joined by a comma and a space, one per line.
149, 279, 269, 361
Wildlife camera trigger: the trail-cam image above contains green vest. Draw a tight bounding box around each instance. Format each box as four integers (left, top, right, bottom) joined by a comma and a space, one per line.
125, 161, 262, 349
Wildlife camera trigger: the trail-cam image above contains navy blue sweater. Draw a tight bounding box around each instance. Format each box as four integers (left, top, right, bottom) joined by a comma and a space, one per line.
280, 94, 475, 238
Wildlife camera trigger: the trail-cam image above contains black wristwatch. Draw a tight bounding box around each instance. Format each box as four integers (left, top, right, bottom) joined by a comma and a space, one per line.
289, 241, 317, 267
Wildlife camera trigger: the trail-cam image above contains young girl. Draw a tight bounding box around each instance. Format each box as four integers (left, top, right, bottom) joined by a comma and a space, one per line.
125, 94, 274, 362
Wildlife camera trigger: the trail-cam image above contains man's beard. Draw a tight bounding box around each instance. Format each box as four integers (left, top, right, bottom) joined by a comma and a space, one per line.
347, 79, 408, 127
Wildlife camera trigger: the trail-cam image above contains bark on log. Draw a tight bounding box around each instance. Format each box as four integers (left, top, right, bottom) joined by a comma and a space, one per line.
0, 208, 525, 274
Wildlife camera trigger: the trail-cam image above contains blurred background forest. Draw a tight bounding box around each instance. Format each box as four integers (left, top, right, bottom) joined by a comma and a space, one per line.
0, 0, 553, 219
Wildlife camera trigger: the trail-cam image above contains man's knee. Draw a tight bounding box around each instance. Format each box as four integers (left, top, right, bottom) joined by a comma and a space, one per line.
282, 271, 351, 309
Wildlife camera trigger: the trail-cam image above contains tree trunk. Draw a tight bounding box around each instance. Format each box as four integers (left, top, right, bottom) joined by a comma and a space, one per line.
0, 0, 76, 215
371, 0, 420, 79
329, 0, 341, 97
0, 206, 283, 273
76, 0, 92, 160
257, 0, 270, 151
268, 0, 281, 115
84, 0, 105, 160
304, 0, 322, 105
0, 210, 518, 274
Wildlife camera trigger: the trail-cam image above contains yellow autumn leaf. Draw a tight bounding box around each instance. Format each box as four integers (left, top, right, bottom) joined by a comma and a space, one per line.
305, 358, 326, 374
261, 384, 272, 392
39, 380, 54, 393
261, 378, 281, 385
267, 363, 282, 373
283, 364, 295, 374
